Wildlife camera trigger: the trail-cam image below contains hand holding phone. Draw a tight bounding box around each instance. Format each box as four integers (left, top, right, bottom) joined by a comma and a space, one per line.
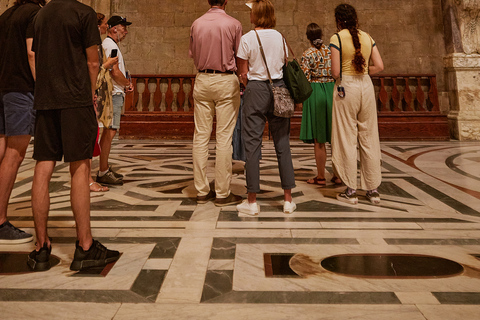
110, 49, 118, 58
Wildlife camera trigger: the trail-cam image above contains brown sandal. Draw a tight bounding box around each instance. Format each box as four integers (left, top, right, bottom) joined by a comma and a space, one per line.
307, 177, 326, 185
89, 182, 109, 192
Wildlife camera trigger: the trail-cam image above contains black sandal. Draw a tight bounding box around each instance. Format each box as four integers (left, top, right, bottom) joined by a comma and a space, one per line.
330, 176, 342, 185
307, 177, 326, 185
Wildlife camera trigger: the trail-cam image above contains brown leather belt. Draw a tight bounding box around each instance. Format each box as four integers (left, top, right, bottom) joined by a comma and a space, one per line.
199, 69, 235, 74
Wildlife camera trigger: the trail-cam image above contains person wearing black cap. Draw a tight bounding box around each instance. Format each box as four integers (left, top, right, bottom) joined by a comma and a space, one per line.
96, 15, 133, 186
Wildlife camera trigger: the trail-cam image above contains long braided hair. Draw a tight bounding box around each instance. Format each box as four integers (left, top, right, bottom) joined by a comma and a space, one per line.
335, 4, 365, 73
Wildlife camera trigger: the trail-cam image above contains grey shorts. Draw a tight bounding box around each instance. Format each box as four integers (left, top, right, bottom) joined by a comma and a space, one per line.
110, 93, 124, 130
0, 92, 36, 136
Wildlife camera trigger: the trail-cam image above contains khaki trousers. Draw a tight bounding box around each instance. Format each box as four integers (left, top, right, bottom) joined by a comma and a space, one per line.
331, 75, 382, 190
192, 73, 240, 198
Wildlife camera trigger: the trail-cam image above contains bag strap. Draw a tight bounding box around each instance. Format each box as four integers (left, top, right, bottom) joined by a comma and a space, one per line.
280, 33, 294, 62
254, 29, 274, 86
335, 33, 342, 81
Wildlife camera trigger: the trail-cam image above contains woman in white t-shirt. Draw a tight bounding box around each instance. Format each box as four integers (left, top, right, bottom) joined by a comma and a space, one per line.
236, 0, 296, 216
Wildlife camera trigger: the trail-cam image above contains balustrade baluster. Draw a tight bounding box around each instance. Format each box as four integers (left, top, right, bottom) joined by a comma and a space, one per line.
165, 78, 173, 111
154, 78, 162, 111
125, 79, 135, 112
403, 77, 413, 111
189, 77, 195, 112
142, 77, 150, 112
379, 78, 389, 112
391, 78, 401, 111
415, 77, 425, 111
177, 78, 186, 111
428, 77, 440, 111
133, 77, 139, 111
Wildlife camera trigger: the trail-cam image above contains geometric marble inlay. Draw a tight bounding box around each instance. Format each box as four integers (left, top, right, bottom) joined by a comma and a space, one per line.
321, 254, 465, 278
264, 253, 299, 278
0, 252, 60, 275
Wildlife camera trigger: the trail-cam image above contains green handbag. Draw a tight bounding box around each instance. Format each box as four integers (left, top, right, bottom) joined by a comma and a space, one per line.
281, 36, 313, 104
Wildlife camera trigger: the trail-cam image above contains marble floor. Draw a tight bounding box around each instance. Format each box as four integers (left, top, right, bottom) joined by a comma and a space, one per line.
1, 139, 480, 319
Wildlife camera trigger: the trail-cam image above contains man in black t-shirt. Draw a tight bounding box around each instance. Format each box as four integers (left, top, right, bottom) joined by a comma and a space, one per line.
28, 0, 120, 272
0, 0, 45, 244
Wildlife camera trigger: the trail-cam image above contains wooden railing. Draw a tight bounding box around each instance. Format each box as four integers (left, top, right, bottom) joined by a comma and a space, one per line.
125, 73, 440, 114
371, 74, 439, 113
121, 73, 448, 140
125, 74, 196, 113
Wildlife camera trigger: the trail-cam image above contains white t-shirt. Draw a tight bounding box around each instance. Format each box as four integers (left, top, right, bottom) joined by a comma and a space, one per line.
237, 29, 288, 81
102, 37, 126, 95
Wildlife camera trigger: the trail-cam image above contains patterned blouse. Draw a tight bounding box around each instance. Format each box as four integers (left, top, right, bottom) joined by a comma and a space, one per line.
300, 44, 334, 83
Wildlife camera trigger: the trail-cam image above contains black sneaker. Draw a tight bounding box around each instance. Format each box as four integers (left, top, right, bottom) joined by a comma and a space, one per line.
27, 243, 52, 272
96, 170, 123, 185
0, 221, 33, 244
70, 240, 120, 271
109, 166, 124, 179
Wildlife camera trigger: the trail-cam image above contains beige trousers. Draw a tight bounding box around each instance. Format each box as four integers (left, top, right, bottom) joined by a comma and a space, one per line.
331, 75, 382, 190
192, 73, 240, 198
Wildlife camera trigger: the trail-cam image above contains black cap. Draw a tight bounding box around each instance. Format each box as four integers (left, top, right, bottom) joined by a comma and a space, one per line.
107, 16, 132, 28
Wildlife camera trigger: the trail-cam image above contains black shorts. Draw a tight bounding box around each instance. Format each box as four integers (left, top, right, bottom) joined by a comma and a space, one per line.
33, 106, 97, 162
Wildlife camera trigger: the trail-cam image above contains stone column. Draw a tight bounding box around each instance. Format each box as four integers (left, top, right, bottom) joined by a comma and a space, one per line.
442, 0, 480, 140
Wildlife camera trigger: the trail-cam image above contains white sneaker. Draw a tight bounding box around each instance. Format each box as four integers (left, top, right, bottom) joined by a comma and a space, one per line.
366, 191, 381, 205
283, 201, 296, 214
236, 200, 260, 216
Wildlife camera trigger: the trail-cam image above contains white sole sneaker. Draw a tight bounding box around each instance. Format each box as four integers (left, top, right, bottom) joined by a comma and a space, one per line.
236, 200, 260, 216
336, 192, 358, 205
283, 201, 296, 214
366, 192, 381, 205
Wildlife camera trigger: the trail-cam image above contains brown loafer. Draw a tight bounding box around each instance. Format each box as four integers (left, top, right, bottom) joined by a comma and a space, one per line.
214, 193, 243, 207
196, 190, 216, 204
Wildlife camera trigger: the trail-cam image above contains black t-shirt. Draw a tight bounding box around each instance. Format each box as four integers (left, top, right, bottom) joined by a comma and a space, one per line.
0, 3, 41, 93
33, 0, 101, 110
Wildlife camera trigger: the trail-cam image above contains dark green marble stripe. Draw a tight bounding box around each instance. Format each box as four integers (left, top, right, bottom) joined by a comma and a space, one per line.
433, 292, 480, 304
203, 291, 401, 304
385, 239, 480, 245
0, 289, 149, 303
130, 270, 166, 302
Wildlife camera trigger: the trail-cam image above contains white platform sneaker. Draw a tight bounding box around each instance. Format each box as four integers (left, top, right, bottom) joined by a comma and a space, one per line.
283, 201, 296, 214
236, 200, 260, 217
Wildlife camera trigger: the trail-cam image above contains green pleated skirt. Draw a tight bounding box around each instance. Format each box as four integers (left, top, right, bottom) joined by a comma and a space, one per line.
299, 82, 335, 144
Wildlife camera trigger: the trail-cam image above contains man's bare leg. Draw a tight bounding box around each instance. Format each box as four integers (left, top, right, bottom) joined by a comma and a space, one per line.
0, 135, 31, 225
98, 127, 117, 172
69, 159, 93, 250
0, 134, 6, 163
31, 160, 55, 250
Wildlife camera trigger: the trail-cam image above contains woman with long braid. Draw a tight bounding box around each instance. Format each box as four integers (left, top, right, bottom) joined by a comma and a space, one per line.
329, 4, 384, 205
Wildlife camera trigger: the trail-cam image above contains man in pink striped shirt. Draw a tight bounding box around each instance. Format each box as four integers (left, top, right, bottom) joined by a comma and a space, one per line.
189, 0, 243, 207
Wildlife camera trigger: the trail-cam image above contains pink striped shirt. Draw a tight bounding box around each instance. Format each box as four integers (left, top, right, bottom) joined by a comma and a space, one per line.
189, 8, 242, 72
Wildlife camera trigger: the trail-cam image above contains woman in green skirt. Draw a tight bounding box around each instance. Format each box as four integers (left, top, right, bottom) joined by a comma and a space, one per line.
300, 23, 341, 186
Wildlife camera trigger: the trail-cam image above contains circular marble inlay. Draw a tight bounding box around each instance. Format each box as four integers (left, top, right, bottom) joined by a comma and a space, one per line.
0, 252, 61, 274
321, 254, 464, 278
